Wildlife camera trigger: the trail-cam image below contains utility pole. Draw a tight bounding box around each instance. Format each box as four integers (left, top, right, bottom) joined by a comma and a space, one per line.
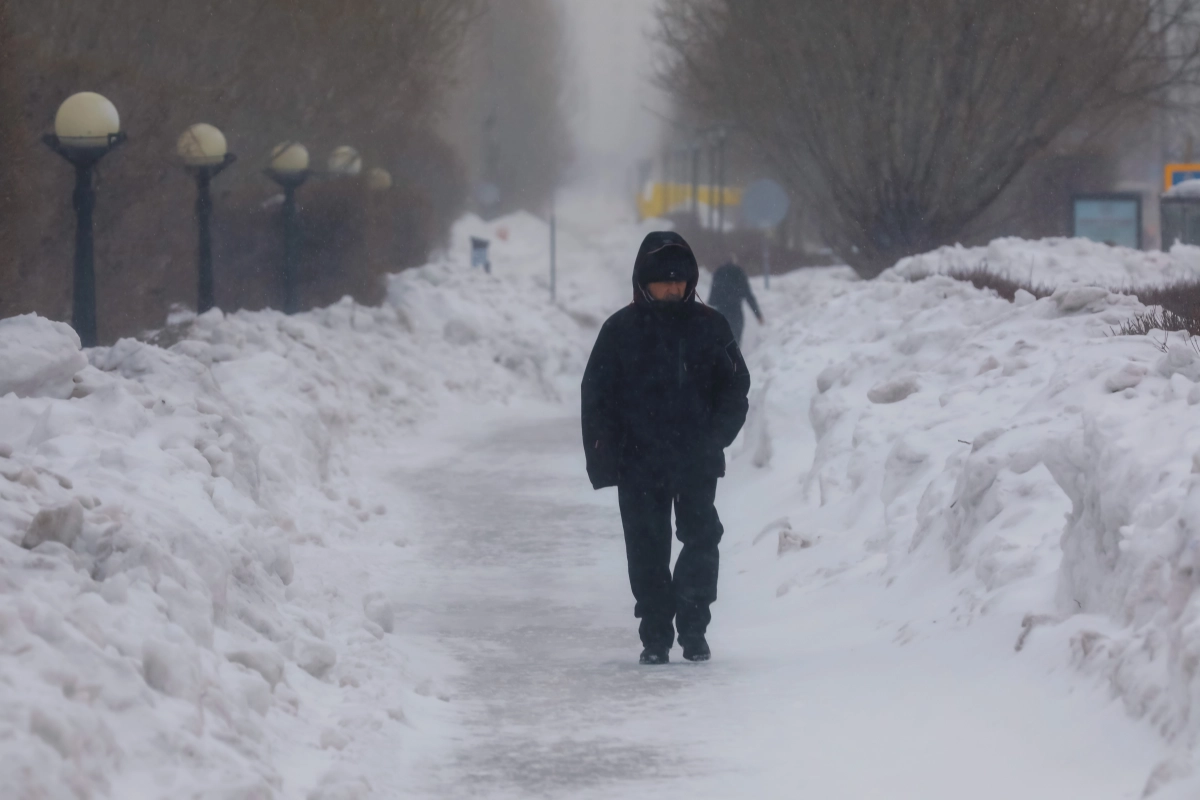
708, 136, 717, 231
550, 194, 557, 303
716, 128, 728, 237
690, 142, 700, 221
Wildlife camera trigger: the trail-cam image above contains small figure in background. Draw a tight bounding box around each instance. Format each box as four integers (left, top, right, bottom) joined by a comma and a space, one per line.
707, 259, 764, 344
470, 236, 491, 274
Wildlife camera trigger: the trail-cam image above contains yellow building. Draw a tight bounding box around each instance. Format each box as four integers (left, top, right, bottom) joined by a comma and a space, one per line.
637, 182, 743, 222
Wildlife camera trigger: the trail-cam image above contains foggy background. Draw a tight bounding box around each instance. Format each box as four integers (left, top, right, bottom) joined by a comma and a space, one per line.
556, 0, 664, 198
5, 0, 1200, 338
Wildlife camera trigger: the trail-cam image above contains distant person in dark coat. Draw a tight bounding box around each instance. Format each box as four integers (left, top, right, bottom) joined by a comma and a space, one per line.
707, 261, 764, 344
581, 231, 751, 666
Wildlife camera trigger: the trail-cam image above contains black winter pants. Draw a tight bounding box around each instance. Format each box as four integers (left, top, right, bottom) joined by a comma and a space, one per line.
617, 477, 724, 649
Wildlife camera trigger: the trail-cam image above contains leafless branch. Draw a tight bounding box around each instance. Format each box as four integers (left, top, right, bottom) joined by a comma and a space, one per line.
658, 0, 1200, 276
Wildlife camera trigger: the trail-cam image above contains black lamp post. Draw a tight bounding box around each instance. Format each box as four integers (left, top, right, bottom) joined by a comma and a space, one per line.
42, 92, 125, 347
179, 123, 235, 314
264, 141, 310, 315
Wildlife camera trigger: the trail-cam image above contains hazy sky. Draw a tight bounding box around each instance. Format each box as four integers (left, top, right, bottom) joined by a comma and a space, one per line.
557, 0, 666, 167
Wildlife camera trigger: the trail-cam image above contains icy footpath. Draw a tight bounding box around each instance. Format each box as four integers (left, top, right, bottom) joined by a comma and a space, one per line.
741, 251, 1200, 796
0, 235, 600, 798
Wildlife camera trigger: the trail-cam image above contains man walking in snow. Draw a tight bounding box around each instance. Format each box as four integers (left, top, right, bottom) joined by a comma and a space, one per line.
707, 260, 763, 345
581, 231, 751, 665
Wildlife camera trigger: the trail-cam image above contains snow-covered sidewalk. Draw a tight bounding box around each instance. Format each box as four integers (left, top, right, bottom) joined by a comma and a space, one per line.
342, 407, 1165, 799
9, 209, 1200, 797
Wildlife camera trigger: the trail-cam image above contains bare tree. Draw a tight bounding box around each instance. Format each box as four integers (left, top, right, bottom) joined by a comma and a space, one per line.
659, 0, 1200, 276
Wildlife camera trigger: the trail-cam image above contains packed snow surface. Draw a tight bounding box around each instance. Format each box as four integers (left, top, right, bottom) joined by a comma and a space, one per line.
4, 219, 1200, 797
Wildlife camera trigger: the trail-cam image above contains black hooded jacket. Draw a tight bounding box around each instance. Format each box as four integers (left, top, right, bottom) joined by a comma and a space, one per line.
581, 231, 751, 490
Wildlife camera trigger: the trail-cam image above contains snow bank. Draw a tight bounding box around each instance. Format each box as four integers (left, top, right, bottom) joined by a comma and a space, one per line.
0, 327, 301, 797
740, 247, 1200, 795
893, 237, 1200, 287
0, 314, 88, 399
0, 220, 607, 797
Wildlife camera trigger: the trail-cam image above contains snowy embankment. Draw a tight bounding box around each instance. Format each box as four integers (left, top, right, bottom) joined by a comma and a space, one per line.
893, 236, 1200, 287
13, 210, 1200, 796
0, 210, 618, 799
735, 239, 1200, 796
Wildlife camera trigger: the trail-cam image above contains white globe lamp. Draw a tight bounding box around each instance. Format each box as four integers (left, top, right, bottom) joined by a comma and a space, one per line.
327, 146, 362, 176
269, 141, 309, 175
178, 123, 227, 167
54, 92, 120, 149
366, 167, 393, 191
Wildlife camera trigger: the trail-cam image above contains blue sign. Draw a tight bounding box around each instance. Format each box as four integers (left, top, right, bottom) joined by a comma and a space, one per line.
1166, 163, 1200, 191
1072, 194, 1142, 250
741, 179, 790, 229
1171, 170, 1200, 187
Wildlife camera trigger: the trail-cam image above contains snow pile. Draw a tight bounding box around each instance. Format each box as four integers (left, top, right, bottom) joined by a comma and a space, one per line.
893, 236, 1200, 287
1, 319, 303, 797
738, 252, 1200, 795
0, 315, 88, 399
0, 217, 611, 798
1166, 179, 1200, 199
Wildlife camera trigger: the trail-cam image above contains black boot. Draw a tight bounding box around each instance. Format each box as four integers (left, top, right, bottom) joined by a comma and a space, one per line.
679, 634, 710, 662
639, 646, 670, 665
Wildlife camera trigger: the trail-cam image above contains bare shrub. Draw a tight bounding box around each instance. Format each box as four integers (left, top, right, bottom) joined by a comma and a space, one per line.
1110, 279, 1200, 341
945, 263, 1054, 302
1127, 278, 1200, 320
918, 263, 1200, 340
658, 0, 1200, 278
1113, 309, 1200, 339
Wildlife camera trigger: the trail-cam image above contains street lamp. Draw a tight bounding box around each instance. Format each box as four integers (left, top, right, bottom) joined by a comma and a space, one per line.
366, 167, 392, 192
264, 141, 310, 314
42, 92, 126, 346
327, 145, 362, 177
178, 123, 236, 315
